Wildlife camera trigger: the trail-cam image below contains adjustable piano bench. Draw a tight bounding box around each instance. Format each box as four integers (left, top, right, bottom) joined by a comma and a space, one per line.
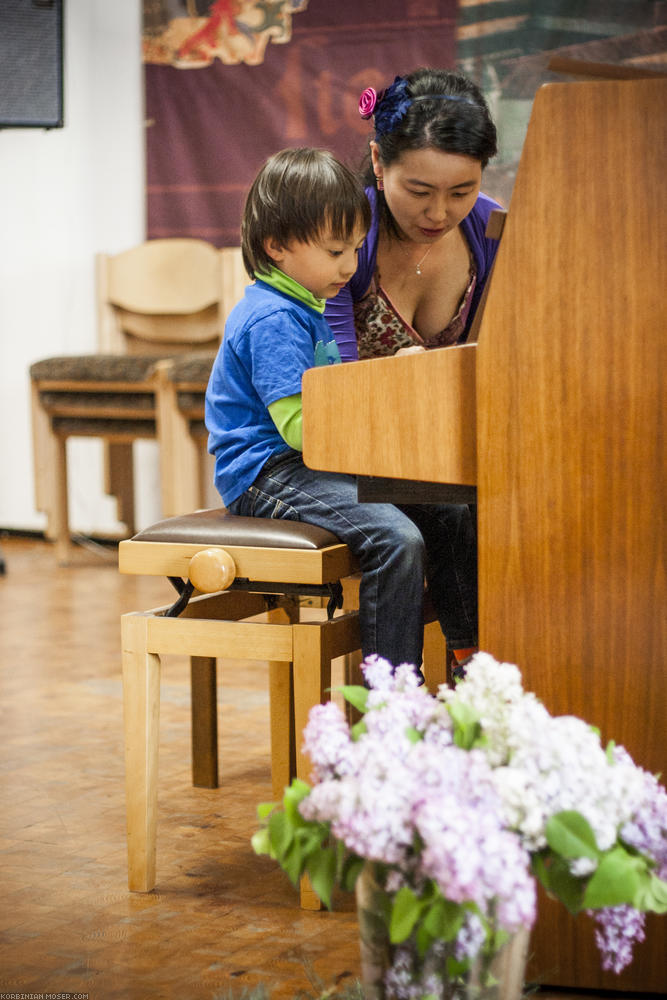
118, 508, 360, 907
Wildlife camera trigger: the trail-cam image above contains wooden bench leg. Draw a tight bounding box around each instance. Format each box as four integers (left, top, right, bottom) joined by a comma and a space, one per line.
191, 656, 218, 788
121, 612, 160, 892
293, 621, 331, 911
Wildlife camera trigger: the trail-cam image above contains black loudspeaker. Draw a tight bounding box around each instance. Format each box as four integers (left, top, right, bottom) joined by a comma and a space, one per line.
0, 0, 64, 128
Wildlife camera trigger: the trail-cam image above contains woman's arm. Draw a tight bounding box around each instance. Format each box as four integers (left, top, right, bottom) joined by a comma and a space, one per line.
323, 285, 358, 362
323, 186, 379, 363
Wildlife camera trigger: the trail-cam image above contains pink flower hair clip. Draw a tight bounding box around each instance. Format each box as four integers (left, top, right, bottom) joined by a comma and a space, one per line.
358, 86, 381, 120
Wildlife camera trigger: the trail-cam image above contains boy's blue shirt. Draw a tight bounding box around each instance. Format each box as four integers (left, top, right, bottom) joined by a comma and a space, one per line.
205, 273, 341, 507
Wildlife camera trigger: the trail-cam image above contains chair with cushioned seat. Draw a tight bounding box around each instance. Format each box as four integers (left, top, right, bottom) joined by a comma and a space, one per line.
153, 248, 247, 519
118, 507, 360, 909
154, 352, 219, 520
30, 238, 225, 563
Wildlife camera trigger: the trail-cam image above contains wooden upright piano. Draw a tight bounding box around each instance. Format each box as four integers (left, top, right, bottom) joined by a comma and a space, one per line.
302, 79, 666, 992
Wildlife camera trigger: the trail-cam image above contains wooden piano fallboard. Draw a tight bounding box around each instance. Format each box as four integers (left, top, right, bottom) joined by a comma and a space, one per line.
302, 342, 477, 487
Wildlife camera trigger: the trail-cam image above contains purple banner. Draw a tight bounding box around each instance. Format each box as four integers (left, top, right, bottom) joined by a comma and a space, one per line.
144, 1, 458, 246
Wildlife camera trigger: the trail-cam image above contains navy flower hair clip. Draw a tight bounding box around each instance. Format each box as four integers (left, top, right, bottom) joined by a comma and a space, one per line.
358, 77, 410, 131
358, 75, 476, 136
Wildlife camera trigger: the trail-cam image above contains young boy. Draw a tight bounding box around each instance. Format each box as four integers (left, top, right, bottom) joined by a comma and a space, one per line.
205, 147, 478, 676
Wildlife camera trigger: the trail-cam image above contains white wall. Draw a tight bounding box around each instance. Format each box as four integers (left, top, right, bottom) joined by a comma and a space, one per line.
0, 0, 160, 535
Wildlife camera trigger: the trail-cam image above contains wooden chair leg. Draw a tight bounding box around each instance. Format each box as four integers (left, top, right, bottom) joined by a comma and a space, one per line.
293, 621, 332, 911
268, 599, 298, 799
190, 656, 218, 788
105, 442, 136, 533
121, 612, 161, 892
155, 364, 202, 518
422, 619, 448, 692
268, 660, 294, 800
53, 434, 73, 565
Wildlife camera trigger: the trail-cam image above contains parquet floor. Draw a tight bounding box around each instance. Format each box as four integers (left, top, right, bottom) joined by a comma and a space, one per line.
0, 537, 650, 1000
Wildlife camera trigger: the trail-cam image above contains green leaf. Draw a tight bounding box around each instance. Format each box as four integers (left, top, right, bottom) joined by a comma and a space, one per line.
338, 685, 369, 713
341, 855, 365, 893
423, 896, 464, 943
389, 886, 422, 944
530, 850, 550, 891
415, 919, 436, 958
405, 725, 422, 744
283, 779, 311, 825
256, 801, 277, 820
268, 810, 293, 860
544, 856, 587, 914
306, 845, 337, 909
635, 874, 667, 914
251, 827, 271, 856
447, 700, 483, 750
350, 719, 367, 741
583, 845, 646, 909
546, 811, 599, 860
281, 839, 306, 885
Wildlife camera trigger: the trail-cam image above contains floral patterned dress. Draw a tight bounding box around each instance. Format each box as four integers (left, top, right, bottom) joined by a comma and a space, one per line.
353, 263, 477, 359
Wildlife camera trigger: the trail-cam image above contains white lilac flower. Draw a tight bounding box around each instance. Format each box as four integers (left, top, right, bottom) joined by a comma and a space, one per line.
439, 654, 544, 770
445, 657, 650, 857
498, 709, 647, 853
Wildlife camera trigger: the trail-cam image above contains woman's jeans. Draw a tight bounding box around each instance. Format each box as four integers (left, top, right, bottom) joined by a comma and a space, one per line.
227, 450, 478, 668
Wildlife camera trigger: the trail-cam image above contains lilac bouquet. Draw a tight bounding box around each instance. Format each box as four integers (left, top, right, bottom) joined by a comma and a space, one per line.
253, 654, 667, 996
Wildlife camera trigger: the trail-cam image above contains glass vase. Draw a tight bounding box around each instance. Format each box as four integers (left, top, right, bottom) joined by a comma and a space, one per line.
355, 861, 529, 1000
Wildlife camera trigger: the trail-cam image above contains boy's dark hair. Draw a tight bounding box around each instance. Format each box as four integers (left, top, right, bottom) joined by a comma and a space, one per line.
241, 147, 371, 279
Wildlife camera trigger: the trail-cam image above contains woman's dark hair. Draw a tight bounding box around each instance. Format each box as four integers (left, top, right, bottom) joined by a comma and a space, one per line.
362, 68, 498, 237
242, 147, 371, 278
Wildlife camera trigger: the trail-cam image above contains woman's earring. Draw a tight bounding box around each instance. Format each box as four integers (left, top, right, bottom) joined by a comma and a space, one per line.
376, 175, 384, 191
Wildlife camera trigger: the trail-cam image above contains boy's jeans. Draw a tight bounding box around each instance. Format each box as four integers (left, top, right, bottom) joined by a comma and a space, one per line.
226, 450, 477, 668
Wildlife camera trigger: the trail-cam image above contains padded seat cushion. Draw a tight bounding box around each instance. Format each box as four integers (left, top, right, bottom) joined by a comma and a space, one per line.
30, 355, 166, 382
131, 508, 343, 550
165, 353, 217, 383
40, 391, 155, 411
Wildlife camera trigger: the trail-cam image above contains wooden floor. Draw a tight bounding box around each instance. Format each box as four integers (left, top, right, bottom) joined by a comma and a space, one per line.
0, 537, 652, 1000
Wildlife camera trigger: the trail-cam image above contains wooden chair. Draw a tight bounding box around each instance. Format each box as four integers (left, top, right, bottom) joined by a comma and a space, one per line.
154, 248, 247, 518
30, 238, 225, 563
118, 508, 361, 909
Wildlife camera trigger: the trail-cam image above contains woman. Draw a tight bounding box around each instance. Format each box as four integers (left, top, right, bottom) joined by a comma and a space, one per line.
325, 68, 500, 362
324, 68, 500, 674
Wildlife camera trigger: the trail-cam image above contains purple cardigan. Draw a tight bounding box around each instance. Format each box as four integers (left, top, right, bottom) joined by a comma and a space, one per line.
324, 186, 502, 362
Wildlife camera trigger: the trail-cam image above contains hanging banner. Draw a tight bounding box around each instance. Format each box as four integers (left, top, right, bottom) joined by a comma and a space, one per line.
143, 1, 458, 246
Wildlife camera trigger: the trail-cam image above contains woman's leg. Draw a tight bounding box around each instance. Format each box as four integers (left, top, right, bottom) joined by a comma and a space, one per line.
227, 452, 426, 667
399, 503, 478, 653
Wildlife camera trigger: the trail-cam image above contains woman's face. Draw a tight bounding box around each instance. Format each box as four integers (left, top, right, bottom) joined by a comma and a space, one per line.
372, 143, 482, 244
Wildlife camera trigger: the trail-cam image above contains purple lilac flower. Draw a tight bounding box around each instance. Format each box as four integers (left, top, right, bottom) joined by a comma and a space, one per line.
412, 744, 536, 930
301, 701, 352, 782
616, 749, 667, 879
592, 905, 646, 973
384, 940, 450, 1000
361, 654, 395, 691
455, 912, 486, 961
299, 733, 418, 864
